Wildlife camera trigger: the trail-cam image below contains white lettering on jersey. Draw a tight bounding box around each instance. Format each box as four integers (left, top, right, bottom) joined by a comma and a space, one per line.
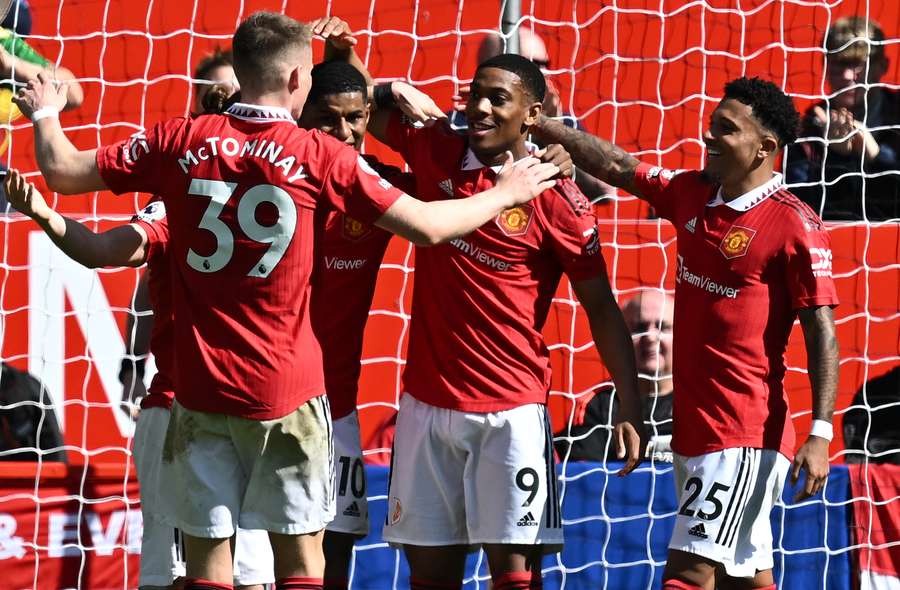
810, 247, 833, 277
676, 254, 740, 299
178, 137, 308, 181
449, 238, 511, 271
125, 132, 150, 164
324, 256, 367, 271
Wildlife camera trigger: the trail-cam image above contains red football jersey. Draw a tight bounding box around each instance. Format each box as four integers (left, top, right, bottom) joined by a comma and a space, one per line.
385, 113, 607, 412
315, 156, 415, 420
97, 103, 403, 419
634, 163, 839, 458
131, 200, 175, 411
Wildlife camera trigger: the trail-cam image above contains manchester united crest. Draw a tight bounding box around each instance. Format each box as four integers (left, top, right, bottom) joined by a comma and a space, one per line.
496, 204, 534, 237
342, 215, 371, 241
719, 226, 756, 259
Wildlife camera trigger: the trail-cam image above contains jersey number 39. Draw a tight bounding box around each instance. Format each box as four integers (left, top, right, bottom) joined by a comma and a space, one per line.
186, 178, 297, 278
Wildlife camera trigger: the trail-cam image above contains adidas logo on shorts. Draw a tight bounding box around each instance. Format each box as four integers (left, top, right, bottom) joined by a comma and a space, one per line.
438, 179, 454, 196
685, 216, 697, 234
688, 523, 708, 539
343, 501, 361, 518
517, 511, 539, 527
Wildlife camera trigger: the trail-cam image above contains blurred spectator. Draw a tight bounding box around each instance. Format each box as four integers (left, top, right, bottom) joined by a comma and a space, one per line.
0, 362, 66, 462
191, 47, 239, 114
844, 366, 900, 464
555, 291, 674, 463
1, 0, 31, 37
451, 27, 614, 203
786, 17, 900, 220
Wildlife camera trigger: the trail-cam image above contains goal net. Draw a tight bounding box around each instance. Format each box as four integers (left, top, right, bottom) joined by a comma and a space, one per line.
1, 0, 897, 588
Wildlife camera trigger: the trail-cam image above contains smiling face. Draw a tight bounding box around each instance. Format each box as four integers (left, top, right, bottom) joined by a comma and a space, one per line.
702, 98, 777, 189
465, 66, 542, 164
298, 90, 369, 151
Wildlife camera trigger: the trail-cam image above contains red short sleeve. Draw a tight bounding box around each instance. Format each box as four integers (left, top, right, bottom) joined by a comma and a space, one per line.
542, 179, 608, 283
130, 199, 169, 263
632, 163, 710, 221
784, 218, 840, 310
384, 111, 459, 179
320, 144, 404, 225
96, 119, 187, 196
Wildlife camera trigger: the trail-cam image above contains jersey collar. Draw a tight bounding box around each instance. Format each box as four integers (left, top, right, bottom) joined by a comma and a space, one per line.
460, 142, 538, 173
707, 172, 783, 211
226, 102, 295, 123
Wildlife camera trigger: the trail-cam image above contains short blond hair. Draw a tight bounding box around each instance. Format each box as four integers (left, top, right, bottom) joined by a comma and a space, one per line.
232, 11, 312, 93
825, 16, 885, 64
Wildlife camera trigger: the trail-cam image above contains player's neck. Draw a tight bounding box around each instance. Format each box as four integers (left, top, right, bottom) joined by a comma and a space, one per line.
720, 163, 776, 202
238, 90, 293, 113
474, 140, 531, 168
639, 377, 672, 398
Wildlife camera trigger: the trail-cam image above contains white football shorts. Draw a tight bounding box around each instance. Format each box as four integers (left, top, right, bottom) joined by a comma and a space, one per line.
383, 394, 563, 551
326, 411, 369, 537
161, 396, 335, 538
133, 406, 274, 586
669, 447, 790, 578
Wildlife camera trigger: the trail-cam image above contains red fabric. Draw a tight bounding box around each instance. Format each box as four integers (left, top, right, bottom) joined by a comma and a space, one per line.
322, 577, 349, 590
632, 163, 839, 458
276, 577, 324, 589
385, 112, 607, 413
409, 578, 463, 590
849, 464, 900, 579
96, 106, 403, 420
133, 200, 175, 408
184, 579, 233, 590
317, 156, 414, 420
661, 580, 704, 590
493, 570, 543, 589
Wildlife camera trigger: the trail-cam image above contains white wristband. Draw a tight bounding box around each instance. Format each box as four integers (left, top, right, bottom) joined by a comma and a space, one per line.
810, 419, 833, 442
31, 107, 60, 122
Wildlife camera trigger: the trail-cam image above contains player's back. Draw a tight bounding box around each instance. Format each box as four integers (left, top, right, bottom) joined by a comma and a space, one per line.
97, 103, 403, 420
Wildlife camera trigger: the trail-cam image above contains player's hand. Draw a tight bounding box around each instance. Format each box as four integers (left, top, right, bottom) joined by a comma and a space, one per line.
4, 168, 50, 220
613, 413, 643, 476
534, 144, 573, 179
0, 45, 14, 78
791, 435, 830, 501
391, 81, 446, 123
452, 84, 470, 113
494, 151, 558, 206
310, 16, 358, 50
13, 71, 68, 120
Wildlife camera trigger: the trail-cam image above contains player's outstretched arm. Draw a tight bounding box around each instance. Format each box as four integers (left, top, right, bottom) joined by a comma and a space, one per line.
375, 152, 557, 246
313, 16, 372, 85
792, 305, 839, 500
572, 274, 644, 476
120, 272, 152, 418
6, 169, 148, 268
0, 45, 84, 110
367, 81, 446, 145
13, 72, 105, 194
533, 114, 644, 199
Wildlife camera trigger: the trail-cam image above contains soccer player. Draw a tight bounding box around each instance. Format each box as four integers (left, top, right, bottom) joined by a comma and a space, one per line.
532, 77, 840, 590
297, 59, 412, 589
13, 12, 558, 590
366, 54, 644, 589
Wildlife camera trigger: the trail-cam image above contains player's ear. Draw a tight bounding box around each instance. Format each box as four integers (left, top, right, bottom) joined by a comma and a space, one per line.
524, 100, 542, 127
287, 64, 301, 94
757, 132, 779, 161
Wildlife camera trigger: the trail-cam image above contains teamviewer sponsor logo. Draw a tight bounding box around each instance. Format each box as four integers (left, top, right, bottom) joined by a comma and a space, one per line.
688, 523, 708, 539
517, 512, 539, 527
449, 238, 511, 271
676, 255, 740, 299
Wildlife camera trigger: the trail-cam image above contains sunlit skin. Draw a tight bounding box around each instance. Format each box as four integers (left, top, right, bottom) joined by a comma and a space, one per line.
701, 98, 779, 201
826, 55, 887, 113
465, 67, 542, 166
298, 91, 369, 151
623, 292, 673, 397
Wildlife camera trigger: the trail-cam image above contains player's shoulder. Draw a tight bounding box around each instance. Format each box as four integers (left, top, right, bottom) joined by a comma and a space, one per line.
539, 177, 593, 218
765, 186, 826, 233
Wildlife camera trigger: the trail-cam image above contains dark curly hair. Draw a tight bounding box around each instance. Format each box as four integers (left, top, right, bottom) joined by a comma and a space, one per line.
476, 53, 546, 103
306, 61, 368, 107
723, 77, 800, 147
